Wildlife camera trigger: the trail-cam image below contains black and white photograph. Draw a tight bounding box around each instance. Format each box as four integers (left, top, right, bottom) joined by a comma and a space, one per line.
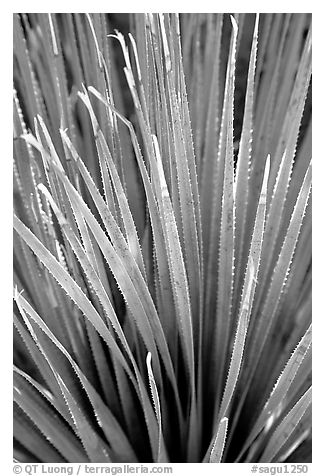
11, 7, 313, 472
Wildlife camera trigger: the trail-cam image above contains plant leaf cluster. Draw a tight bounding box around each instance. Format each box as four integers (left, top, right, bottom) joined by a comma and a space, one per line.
13, 13, 312, 463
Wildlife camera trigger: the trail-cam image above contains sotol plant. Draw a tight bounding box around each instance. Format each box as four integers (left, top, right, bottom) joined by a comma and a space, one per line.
13, 13, 312, 463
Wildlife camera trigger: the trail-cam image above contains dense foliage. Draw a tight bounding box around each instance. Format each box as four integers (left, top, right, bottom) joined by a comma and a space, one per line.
13, 13, 311, 463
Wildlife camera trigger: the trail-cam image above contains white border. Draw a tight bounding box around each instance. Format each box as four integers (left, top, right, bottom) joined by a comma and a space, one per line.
2, 4, 321, 474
